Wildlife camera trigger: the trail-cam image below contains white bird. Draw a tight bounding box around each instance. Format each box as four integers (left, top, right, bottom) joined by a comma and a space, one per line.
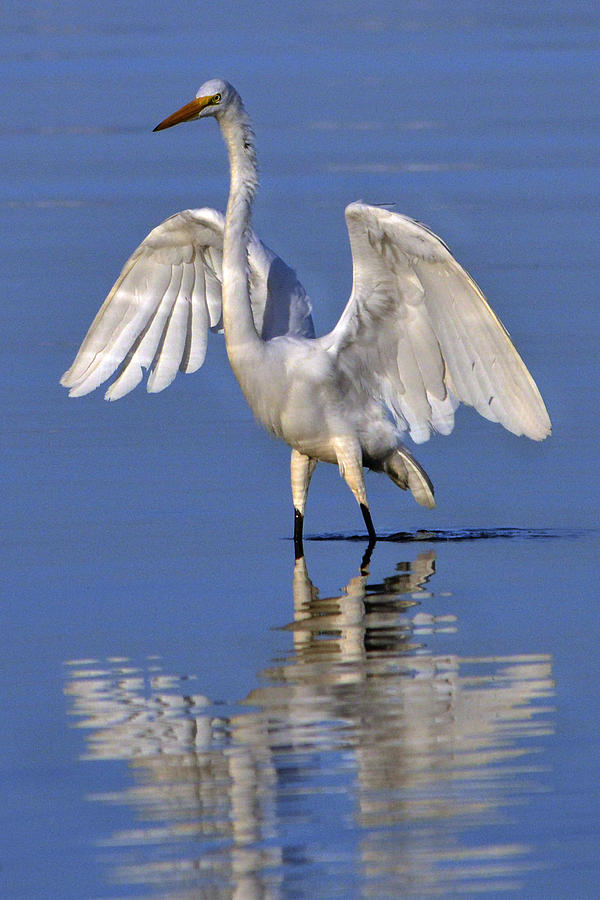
61, 79, 551, 548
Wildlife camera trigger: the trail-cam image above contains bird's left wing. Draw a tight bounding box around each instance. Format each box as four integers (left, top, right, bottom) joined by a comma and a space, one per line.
61, 208, 314, 400
321, 202, 550, 443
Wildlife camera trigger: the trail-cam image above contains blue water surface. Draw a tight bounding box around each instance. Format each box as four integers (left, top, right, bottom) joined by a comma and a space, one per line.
1, 1, 599, 897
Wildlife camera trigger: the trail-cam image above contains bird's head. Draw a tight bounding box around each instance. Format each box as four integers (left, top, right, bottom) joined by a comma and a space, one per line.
153, 78, 236, 131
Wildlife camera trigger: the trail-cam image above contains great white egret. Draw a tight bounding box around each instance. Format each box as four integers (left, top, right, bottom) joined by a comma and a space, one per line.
61, 79, 551, 548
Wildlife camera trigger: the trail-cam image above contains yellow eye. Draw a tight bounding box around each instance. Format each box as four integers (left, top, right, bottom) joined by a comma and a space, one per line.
211, 93, 221, 104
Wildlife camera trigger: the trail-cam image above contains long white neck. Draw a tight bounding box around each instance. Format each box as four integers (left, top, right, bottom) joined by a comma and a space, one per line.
218, 99, 262, 370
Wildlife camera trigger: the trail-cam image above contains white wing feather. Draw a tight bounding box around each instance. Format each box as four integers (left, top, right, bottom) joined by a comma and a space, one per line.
61, 208, 314, 399
323, 202, 550, 443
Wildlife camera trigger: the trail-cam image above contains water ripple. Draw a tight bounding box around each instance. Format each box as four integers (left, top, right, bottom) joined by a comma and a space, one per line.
64, 550, 554, 898
307, 526, 582, 542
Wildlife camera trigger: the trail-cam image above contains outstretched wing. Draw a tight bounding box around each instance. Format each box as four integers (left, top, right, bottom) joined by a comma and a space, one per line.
322, 202, 550, 443
60, 208, 314, 400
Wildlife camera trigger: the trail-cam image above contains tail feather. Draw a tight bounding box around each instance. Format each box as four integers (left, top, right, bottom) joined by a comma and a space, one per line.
383, 447, 435, 509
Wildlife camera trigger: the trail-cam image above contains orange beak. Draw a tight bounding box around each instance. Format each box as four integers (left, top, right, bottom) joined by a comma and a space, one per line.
153, 95, 214, 132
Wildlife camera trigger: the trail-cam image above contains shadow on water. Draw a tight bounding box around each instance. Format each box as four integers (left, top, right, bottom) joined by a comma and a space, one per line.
64, 548, 554, 898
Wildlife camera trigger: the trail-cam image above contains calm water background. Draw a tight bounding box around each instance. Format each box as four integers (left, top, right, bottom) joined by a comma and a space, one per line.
1, 1, 599, 897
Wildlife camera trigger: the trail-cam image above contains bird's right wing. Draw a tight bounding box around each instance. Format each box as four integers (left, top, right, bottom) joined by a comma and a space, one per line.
61, 207, 314, 400
322, 202, 550, 443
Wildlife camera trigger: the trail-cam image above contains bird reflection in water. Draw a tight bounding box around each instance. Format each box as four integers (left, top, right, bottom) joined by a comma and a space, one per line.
65, 550, 553, 898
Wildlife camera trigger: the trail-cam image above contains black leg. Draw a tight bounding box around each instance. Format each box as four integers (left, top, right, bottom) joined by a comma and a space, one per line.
294, 508, 304, 559
360, 503, 377, 547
